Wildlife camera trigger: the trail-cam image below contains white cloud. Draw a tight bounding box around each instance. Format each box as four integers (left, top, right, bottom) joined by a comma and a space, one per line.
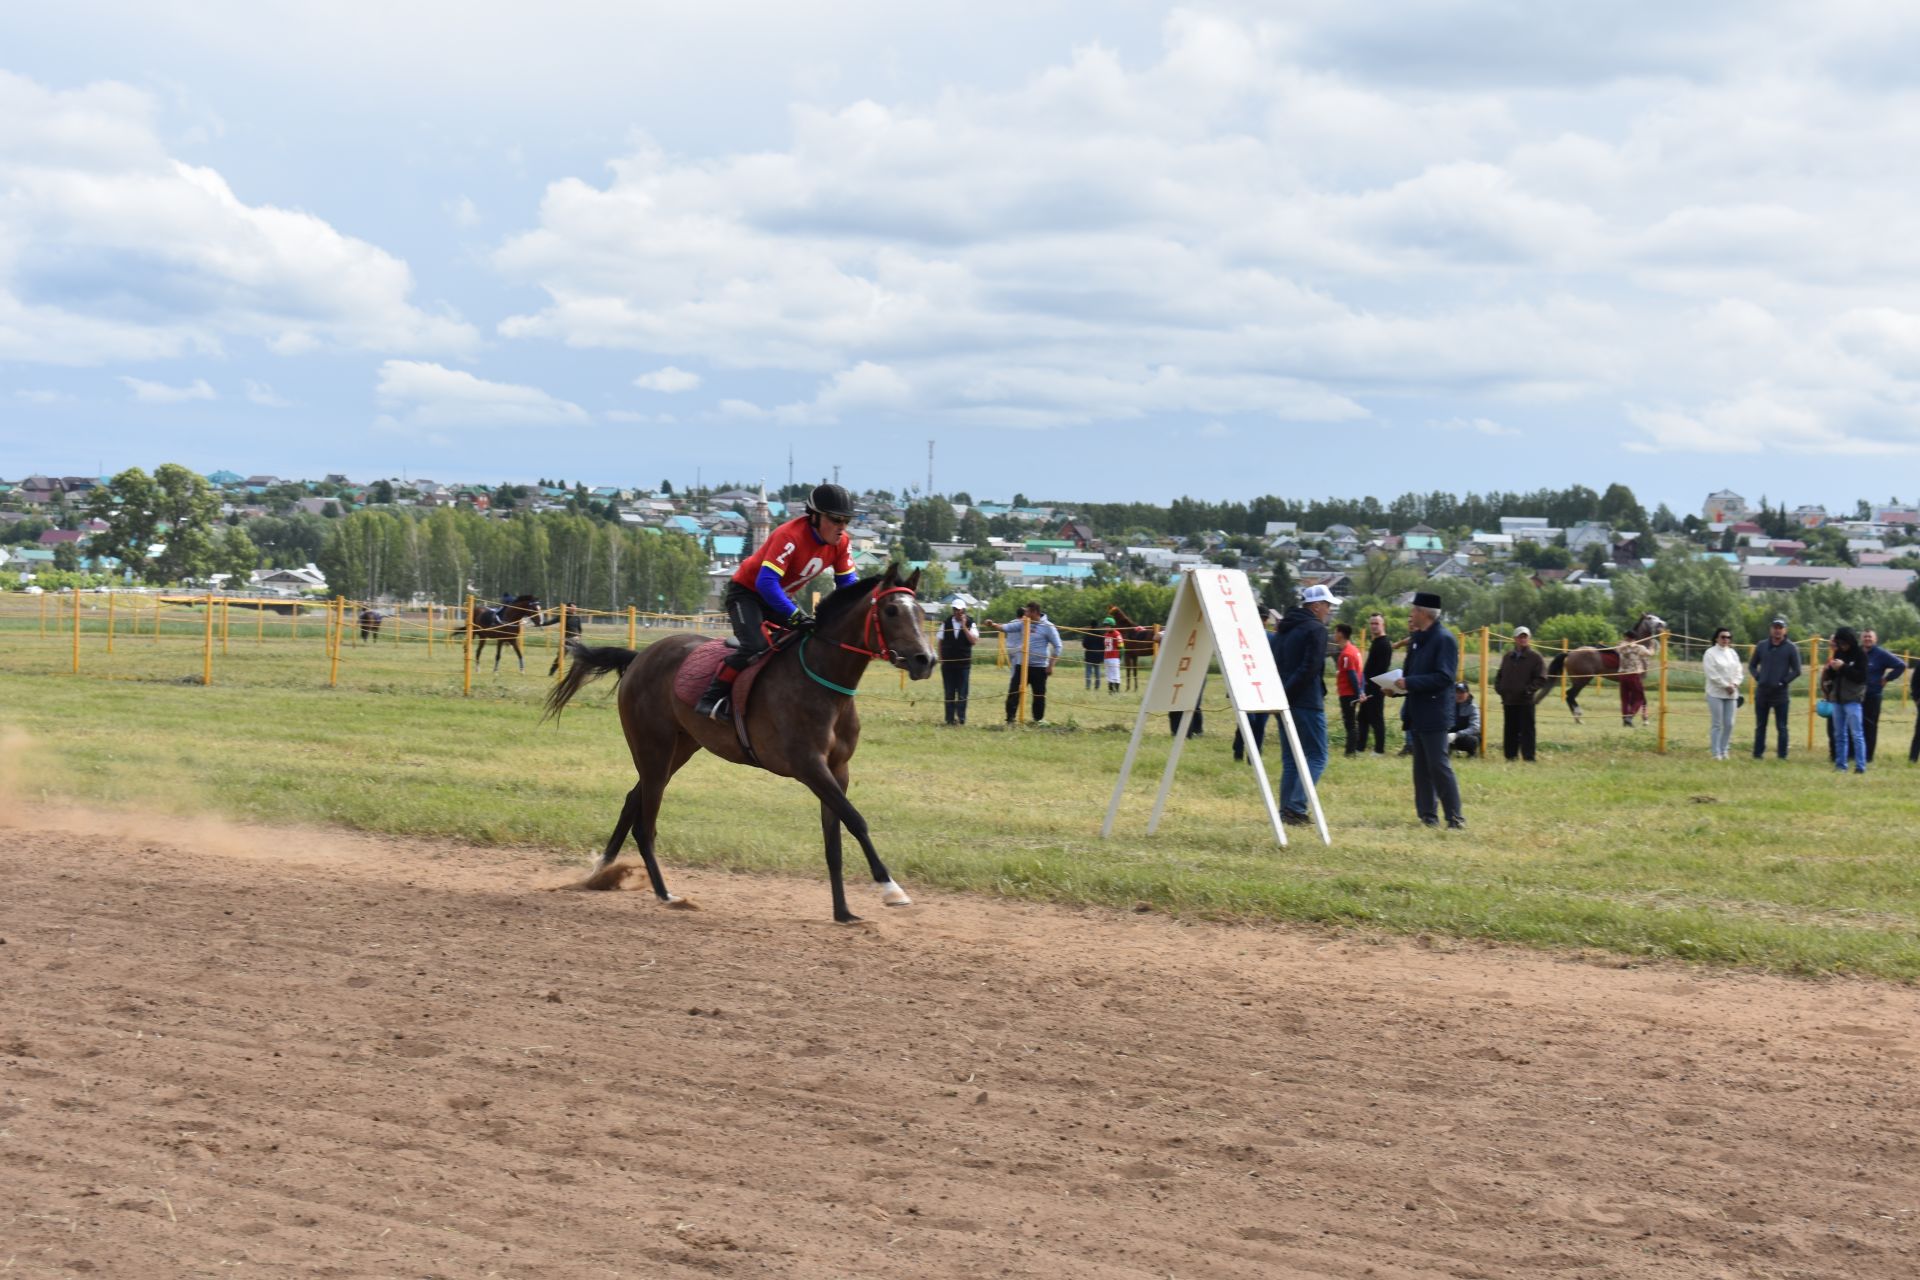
475, 7, 1920, 455
15, 388, 74, 404
1435, 416, 1520, 439
119, 375, 217, 403
448, 195, 481, 228
245, 378, 290, 407
375, 360, 587, 429
633, 365, 701, 392
0, 71, 478, 365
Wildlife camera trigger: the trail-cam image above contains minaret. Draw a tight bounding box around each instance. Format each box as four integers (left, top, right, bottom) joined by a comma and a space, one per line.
749, 482, 772, 548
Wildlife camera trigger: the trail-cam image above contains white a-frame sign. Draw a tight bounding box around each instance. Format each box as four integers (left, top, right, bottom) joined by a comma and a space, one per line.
1101, 568, 1329, 846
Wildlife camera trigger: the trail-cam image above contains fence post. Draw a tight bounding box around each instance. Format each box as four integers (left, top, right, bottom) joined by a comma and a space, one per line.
628, 605, 637, 648
328, 598, 342, 687
72, 590, 82, 675
106, 590, 116, 655
1806, 635, 1820, 746
554, 603, 568, 680
426, 602, 434, 655
1656, 630, 1669, 754
202, 590, 215, 686
291, 601, 299, 641
221, 595, 230, 655
257, 599, 264, 645
463, 595, 475, 697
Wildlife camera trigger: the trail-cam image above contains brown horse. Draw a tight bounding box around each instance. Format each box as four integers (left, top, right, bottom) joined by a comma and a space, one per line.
358, 608, 382, 642
471, 595, 542, 672
1537, 612, 1666, 722
1103, 604, 1159, 690
542, 565, 937, 922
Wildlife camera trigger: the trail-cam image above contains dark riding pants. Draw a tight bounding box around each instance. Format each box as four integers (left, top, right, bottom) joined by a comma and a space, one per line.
722, 584, 771, 672
1863, 693, 1883, 763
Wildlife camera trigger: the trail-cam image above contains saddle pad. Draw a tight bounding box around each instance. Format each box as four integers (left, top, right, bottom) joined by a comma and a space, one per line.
1601, 651, 1622, 673
673, 640, 774, 721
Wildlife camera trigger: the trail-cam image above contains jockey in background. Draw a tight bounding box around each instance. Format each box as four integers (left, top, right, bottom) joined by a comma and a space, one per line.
695, 482, 860, 719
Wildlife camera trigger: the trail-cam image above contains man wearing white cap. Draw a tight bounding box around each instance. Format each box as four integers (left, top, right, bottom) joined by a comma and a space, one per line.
1493, 625, 1548, 761
1266, 583, 1339, 825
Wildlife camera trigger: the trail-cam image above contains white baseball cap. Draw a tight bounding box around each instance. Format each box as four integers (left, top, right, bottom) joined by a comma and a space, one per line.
1513, 625, 1531, 636
1301, 584, 1340, 606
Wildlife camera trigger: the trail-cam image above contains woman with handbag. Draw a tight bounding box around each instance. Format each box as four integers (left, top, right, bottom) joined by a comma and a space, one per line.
1703, 627, 1743, 760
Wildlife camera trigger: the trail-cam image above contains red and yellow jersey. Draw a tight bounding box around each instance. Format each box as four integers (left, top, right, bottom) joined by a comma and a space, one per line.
731, 514, 855, 611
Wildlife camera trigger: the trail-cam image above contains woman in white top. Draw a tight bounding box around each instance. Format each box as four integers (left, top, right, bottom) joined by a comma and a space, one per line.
1702, 627, 1744, 760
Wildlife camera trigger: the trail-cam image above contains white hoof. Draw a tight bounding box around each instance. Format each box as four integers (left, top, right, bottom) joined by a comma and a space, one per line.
879, 881, 912, 907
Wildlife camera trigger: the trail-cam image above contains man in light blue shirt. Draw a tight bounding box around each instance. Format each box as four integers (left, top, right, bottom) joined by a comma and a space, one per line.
989, 601, 1062, 724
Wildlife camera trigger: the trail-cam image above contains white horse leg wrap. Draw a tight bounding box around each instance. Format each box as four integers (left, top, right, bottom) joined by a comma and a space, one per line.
879, 881, 912, 907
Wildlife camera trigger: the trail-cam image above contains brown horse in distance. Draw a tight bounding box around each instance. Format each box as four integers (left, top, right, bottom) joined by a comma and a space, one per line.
1103, 605, 1159, 690
542, 565, 938, 922
1537, 612, 1666, 722
470, 595, 542, 672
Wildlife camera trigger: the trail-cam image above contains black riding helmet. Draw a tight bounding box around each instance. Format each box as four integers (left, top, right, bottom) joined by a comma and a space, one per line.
805, 482, 854, 523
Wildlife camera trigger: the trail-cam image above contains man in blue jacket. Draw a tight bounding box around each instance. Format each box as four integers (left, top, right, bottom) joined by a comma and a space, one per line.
1395, 591, 1463, 829
1860, 629, 1907, 763
1271, 583, 1337, 825
1747, 617, 1801, 759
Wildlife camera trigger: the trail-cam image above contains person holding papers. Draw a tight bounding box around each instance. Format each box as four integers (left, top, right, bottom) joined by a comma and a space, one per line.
1394, 591, 1464, 830
1269, 583, 1337, 826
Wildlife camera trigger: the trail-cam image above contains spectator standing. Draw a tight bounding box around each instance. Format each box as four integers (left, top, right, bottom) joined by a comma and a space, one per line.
989, 601, 1061, 725
1860, 629, 1907, 763
1271, 584, 1337, 825
1333, 623, 1365, 755
1748, 617, 1802, 759
1356, 612, 1394, 754
1494, 626, 1548, 761
1826, 627, 1870, 774
1702, 627, 1743, 760
1080, 620, 1103, 690
1395, 592, 1463, 829
1617, 630, 1655, 727
937, 601, 979, 725
1448, 683, 1481, 755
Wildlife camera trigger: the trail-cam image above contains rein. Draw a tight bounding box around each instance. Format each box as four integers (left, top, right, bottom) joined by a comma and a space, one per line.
799, 584, 918, 695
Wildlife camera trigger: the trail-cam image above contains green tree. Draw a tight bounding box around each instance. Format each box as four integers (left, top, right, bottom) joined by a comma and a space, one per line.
902, 497, 955, 546
1262, 558, 1297, 614
1533, 613, 1618, 651
957, 508, 990, 546
218, 527, 261, 584
369, 479, 396, 504
85, 467, 163, 576
51, 541, 81, 572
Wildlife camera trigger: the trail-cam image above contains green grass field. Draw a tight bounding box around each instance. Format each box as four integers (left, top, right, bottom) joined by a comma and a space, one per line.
4, 593, 1917, 981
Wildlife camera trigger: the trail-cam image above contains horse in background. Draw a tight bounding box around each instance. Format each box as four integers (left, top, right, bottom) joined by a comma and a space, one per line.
470, 595, 542, 672
1104, 605, 1160, 691
1538, 612, 1667, 722
358, 608, 383, 642
541, 564, 937, 922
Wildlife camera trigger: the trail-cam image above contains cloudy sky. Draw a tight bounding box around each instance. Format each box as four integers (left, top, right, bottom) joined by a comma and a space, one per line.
6, 1, 1920, 513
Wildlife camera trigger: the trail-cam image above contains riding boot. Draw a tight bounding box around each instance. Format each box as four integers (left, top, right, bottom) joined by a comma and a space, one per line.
694, 672, 733, 720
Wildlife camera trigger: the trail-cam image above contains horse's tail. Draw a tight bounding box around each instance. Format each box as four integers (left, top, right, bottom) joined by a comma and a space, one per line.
1546, 652, 1566, 678
542, 641, 637, 722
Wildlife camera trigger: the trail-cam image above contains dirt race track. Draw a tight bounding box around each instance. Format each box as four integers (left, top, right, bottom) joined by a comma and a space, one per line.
2, 810, 1916, 1280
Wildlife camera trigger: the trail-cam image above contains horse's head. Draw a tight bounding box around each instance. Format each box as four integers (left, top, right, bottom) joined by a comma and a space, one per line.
1632, 612, 1667, 640
871, 565, 936, 681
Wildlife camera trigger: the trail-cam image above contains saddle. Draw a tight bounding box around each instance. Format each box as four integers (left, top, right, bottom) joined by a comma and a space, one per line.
477, 607, 504, 629
673, 636, 791, 765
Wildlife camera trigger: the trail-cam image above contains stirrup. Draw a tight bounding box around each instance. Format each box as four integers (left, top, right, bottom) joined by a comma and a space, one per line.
695, 694, 730, 721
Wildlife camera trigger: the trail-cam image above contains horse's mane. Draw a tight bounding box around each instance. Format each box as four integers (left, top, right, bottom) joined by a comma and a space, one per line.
1108, 605, 1136, 627
815, 574, 884, 628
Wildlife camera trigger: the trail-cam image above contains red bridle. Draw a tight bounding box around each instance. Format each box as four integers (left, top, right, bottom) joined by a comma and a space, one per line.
835, 584, 920, 663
